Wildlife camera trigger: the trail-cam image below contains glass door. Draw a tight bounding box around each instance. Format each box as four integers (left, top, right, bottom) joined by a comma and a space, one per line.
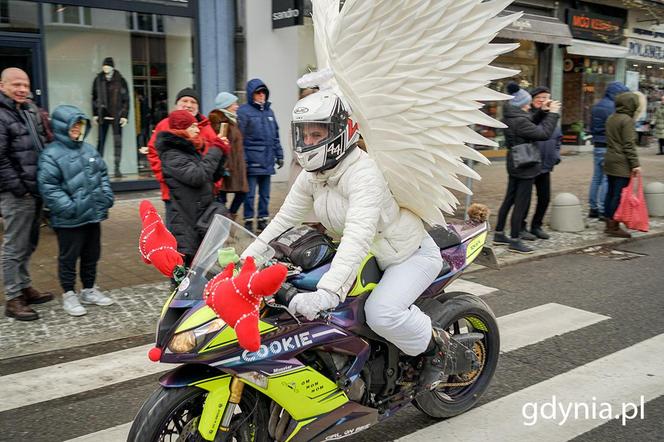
0, 36, 46, 107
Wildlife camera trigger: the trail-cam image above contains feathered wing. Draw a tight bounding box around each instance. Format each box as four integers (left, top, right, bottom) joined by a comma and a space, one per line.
320, 0, 521, 225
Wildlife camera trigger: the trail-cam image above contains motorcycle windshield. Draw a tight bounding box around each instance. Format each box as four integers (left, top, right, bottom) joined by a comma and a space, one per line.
174, 215, 274, 301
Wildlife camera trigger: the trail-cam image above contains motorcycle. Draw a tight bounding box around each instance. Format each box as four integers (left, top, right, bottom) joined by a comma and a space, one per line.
129, 215, 500, 441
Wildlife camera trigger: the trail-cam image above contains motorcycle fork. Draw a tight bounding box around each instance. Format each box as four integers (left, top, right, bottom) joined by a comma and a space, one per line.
219, 377, 245, 432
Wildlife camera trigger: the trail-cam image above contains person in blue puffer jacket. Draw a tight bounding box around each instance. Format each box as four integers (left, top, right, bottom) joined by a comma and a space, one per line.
38, 105, 115, 317
588, 81, 630, 218
237, 78, 284, 233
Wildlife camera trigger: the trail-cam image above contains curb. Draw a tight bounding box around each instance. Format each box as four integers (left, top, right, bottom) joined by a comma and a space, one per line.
467, 228, 664, 274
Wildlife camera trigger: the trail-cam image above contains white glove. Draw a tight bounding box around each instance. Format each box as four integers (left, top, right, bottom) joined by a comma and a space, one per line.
288, 289, 340, 321
119, 117, 128, 127
93, 116, 99, 125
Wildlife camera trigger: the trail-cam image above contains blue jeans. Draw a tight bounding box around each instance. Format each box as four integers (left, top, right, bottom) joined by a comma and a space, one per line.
589, 147, 608, 213
244, 175, 271, 220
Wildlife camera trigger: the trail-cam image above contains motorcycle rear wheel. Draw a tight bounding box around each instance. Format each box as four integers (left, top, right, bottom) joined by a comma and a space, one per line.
414, 293, 500, 419
128, 385, 270, 442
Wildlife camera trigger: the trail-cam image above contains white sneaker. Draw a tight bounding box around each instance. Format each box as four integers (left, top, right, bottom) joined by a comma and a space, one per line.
63, 291, 87, 316
80, 287, 114, 306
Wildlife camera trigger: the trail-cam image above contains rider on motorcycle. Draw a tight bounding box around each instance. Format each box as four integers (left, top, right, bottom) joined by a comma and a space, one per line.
246, 90, 479, 387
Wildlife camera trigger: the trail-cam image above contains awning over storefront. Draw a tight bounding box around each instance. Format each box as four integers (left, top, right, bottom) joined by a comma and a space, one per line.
566, 39, 629, 58
497, 12, 573, 46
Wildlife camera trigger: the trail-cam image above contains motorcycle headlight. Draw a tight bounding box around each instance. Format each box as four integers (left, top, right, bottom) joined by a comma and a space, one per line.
168, 331, 196, 353
168, 318, 226, 353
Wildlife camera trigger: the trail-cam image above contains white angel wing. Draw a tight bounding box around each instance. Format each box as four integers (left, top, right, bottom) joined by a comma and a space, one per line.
318, 0, 521, 225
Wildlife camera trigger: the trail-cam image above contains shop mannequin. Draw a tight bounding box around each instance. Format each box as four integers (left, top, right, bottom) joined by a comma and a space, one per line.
92, 57, 129, 177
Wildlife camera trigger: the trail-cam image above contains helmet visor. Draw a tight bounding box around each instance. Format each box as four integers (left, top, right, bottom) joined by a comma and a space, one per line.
291, 121, 345, 153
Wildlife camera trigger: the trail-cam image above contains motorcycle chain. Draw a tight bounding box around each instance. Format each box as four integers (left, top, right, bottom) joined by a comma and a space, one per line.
437, 340, 486, 388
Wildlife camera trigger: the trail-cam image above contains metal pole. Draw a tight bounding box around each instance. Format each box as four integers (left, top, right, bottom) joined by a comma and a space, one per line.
464, 159, 475, 221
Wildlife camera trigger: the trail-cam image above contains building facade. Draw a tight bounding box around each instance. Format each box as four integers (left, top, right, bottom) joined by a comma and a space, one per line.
0, 0, 235, 190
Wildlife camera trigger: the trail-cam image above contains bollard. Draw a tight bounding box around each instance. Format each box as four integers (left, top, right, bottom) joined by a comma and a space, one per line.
550, 193, 585, 232
644, 182, 664, 216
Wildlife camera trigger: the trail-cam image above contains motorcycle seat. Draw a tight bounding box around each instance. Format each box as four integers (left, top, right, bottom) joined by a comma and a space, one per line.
428, 225, 462, 250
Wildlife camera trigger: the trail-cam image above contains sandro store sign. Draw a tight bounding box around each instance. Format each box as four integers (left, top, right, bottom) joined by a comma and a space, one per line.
272, 0, 304, 29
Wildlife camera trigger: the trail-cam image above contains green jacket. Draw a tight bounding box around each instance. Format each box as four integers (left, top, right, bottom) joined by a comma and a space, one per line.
653, 104, 664, 139
604, 93, 640, 178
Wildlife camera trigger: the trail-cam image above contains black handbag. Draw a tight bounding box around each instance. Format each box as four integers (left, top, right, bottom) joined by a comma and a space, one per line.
196, 201, 229, 234
511, 143, 541, 169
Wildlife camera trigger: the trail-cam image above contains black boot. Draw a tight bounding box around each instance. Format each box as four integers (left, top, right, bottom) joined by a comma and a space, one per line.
256, 217, 269, 233
420, 328, 483, 389
244, 219, 255, 233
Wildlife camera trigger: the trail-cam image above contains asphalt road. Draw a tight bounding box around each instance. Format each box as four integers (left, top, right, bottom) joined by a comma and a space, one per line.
1, 237, 663, 441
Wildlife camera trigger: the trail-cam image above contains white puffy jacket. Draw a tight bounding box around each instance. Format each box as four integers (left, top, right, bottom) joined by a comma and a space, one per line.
254, 148, 426, 300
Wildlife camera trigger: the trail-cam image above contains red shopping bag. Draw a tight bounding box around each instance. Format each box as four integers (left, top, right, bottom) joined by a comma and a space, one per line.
614, 175, 649, 232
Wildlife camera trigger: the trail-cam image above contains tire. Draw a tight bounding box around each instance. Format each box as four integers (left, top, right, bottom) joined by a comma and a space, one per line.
128, 385, 271, 442
414, 292, 500, 419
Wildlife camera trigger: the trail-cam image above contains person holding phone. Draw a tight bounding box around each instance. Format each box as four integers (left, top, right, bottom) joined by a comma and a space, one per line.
209, 92, 248, 221
519, 86, 563, 240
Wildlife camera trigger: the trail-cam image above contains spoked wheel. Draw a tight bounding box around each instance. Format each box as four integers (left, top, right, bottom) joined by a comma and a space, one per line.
128, 386, 270, 442
414, 293, 500, 418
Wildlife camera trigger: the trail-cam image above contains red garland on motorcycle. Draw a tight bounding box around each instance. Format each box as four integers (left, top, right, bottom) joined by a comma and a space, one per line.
204, 256, 288, 352
138, 200, 184, 278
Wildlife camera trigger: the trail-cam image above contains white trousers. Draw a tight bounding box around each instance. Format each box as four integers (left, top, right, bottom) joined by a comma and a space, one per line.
364, 234, 443, 356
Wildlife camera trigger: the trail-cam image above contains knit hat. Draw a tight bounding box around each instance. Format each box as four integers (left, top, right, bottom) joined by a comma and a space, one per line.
175, 88, 200, 105
168, 110, 197, 130
102, 57, 114, 68
214, 92, 238, 110
530, 86, 551, 98
506, 82, 520, 95
510, 88, 532, 108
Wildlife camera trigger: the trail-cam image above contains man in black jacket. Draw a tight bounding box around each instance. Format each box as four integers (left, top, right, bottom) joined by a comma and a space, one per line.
0, 67, 54, 321
494, 87, 560, 254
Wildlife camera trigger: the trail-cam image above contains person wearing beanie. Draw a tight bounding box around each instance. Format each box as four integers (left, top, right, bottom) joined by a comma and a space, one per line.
146, 87, 228, 229
494, 87, 561, 254
155, 109, 227, 265
237, 78, 284, 233
519, 86, 562, 240
209, 92, 248, 220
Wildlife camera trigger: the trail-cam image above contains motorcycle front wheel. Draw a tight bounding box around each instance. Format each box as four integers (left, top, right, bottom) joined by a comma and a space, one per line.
128, 385, 270, 442
414, 292, 500, 419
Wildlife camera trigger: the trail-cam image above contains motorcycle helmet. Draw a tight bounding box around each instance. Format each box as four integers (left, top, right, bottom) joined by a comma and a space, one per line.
291, 91, 360, 172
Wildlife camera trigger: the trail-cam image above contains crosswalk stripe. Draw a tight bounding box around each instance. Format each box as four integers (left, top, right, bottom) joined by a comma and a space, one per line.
1, 303, 608, 415
399, 333, 664, 441
497, 303, 610, 352
28, 302, 608, 441
65, 423, 132, 442
445, 279, 498, 297
0, 344, 165, 413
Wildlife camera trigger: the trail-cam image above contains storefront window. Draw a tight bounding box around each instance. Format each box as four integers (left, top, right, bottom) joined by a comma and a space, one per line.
562, 55, 617, 143
478, 39, 539, 147
0, 0, 38, 32
43, 7, 194, 182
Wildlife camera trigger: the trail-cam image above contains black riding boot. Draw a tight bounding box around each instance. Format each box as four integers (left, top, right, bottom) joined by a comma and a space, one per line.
420, 327, 484, 389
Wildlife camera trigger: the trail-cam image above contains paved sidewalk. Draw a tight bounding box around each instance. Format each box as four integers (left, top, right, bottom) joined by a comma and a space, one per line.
2, 144, 664, 359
